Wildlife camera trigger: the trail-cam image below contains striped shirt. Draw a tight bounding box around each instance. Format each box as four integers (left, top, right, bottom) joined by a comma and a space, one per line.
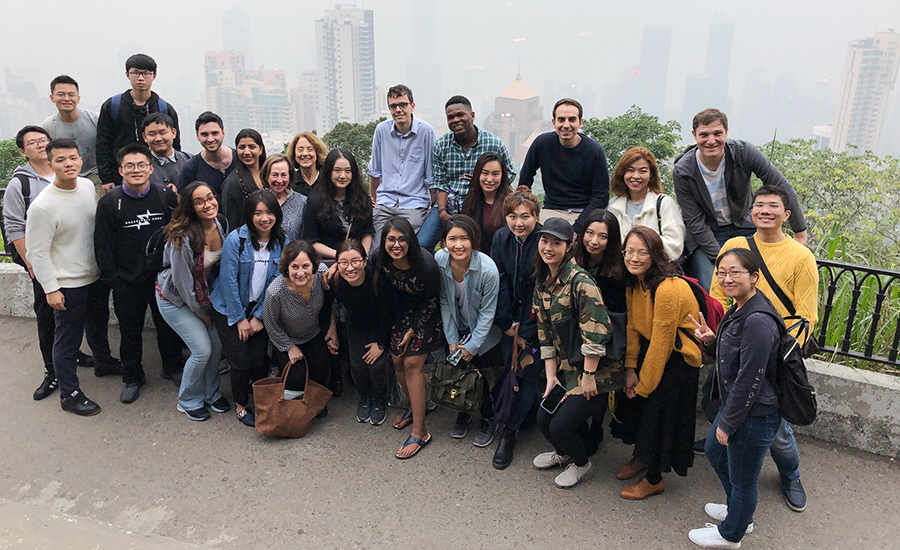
431, 127, 516, 214
696, 149, 731, 225
263, 264, 329, 351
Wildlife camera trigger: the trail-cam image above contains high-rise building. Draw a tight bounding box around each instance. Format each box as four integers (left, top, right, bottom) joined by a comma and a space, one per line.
681, 17, 734, 127
601, 25, 672, 118
831, 31, 900, 154
222, 6, 253, 67
315, 5, 376, 133
483, 72, 545, 167
405, 0, 442, 120
205, 50, 249, 131
291, 72, 318, 133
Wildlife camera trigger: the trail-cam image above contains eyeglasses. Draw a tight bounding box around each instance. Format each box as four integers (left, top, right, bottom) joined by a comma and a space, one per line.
25, 138, 50, 148
385, 236, 408, 244
752, 202, 783, 210
128, 70, 154, 78
388, 101, 410, 111
192, 196, 216, 207
122, 162, 149, 172
337, 258, 365, 269
715, 270, 750, 280
622, 249, 650, 259
54, 92, 78, 99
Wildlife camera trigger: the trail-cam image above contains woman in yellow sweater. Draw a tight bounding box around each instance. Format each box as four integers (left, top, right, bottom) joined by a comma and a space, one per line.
617, 226, 703, 500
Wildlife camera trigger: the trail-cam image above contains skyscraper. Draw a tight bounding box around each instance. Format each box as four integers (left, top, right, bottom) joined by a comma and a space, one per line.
831, 31, 900, 154
681, 16, 734, 127
315, 5, 376, 133
483, 72, 545, 166
222, 6, 253, 67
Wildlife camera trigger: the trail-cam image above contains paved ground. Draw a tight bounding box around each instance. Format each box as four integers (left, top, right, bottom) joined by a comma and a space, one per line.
0, 315, 898, 550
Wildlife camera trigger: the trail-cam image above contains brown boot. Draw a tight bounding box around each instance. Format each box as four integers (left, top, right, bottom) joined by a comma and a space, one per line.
616, 457, 646, 480
620, 477, 666, 500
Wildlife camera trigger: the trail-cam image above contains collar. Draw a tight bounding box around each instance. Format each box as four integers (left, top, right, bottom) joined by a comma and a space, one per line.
390, 115, 420, 138
547, 258, 578, 291
152, 151, 177, 164
453, 126, 482, 149
122, 183, 151, 198
436, 248, 484, 274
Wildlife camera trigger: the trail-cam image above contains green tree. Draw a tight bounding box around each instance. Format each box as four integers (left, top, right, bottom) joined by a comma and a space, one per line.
0, 138, 22, 187
322, 117, 386, 183
581, 105, 682, 194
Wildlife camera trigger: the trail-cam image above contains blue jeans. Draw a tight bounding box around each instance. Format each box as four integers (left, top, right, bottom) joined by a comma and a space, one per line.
417, 207, 442, 252
685, 224, 755, 291
156, 295, 222, 411
770, 418, 801, 481
706, 411, 781, 543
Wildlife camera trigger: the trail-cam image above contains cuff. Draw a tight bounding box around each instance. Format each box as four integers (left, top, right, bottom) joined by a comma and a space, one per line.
540, 346, 557, 360
581, 342, 605, 358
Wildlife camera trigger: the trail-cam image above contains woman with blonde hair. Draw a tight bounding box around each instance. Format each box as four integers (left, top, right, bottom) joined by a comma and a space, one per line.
287, 131, 328, 196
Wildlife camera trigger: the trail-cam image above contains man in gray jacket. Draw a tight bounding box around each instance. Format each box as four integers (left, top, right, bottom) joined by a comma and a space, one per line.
673, 108, 807, 291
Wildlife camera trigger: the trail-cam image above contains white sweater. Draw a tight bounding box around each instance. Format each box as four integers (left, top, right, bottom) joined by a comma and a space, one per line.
25, 178, 100, 292
608, 191, 686, 262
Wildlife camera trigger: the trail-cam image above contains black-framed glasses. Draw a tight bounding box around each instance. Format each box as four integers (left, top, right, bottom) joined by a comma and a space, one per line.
122, 162, 149, 172
388, 101, 410, 111
337, 258, 365, 269
385, 236, 408, 244
128, 70, 154, 78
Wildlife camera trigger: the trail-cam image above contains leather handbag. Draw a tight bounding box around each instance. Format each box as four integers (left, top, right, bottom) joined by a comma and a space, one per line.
431, 357, 484, 413
252, 359, 332, 438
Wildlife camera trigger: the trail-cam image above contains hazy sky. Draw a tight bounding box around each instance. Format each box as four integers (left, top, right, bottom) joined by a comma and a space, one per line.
3, 0, 899, 151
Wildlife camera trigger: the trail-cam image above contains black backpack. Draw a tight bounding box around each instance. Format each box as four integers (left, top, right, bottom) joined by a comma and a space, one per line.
2, 174, 31, 270
756, 310, 818, 426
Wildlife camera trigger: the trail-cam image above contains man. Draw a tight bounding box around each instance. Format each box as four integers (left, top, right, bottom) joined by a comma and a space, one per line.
25, 139, 118, 416
423, 95, 515, 249
706, 184, 818, 513
178, 111, 236, 195
142, 113, 191, 192
519, 98, 610, 232
368, 84, 435, 244
41, 75, 100, 190
673, 108, 807, 291
95, 143, 183, 404
96, 53, 181, 192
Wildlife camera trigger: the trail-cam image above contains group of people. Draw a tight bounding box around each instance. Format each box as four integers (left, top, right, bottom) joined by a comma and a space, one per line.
3, 53, 823, 550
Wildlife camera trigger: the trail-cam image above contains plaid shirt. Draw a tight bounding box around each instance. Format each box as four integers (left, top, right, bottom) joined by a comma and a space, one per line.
431, 127, 516, 213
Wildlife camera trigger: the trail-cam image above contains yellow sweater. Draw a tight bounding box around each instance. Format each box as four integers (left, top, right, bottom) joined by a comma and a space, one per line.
710, 235, 819, 336
626, 277, 703, 398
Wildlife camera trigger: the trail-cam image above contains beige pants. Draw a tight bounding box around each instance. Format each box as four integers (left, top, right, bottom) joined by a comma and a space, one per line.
539, 209, 581, 226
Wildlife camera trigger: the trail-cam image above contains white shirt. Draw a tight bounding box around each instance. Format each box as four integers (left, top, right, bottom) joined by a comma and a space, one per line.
249, 244, 271, 302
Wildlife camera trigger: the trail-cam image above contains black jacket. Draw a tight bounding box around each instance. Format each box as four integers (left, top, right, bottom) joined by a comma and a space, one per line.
302, 193, 374, 252
490, 225, 541, 342
96, 90, 181, 185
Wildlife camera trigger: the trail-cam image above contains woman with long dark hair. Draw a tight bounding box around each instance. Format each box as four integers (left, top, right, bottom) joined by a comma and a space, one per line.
374, 216, 443, 459
461, 152, 513, 255
210, 190, 286, 427
287, 131, 328, 195
262, 154, 306, 242
302, 148, 375, 260
156, 182, 228, 422
617, 226, 702, 500
221, 129, 267, 231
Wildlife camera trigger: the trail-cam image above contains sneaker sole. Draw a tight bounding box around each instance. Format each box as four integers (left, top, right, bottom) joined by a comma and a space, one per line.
555, 469, 593, 489
370, 415, 386, 426
208, 403, 229, 414
176, 404, 210, 421
784, 494, 806, 513
357, 415, 371, 423
61, 406, 101, 417
473, 436, 495, 448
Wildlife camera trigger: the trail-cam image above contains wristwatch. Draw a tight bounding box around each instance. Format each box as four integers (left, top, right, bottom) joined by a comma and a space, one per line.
583, 370, 596, 376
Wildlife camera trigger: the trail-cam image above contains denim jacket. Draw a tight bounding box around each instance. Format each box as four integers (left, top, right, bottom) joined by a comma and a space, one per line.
435, 249, 502, 356
210, 225, 284, 326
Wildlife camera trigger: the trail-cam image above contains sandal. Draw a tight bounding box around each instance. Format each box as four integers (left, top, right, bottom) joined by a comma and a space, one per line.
395, 433, 432, 460
237, 408, 255, 427
392, 409, 413, 430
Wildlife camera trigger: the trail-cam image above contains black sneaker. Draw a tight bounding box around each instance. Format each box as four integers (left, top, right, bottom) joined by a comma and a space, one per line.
451, 412, 470, 439
33, 373, 58, 401
208, 396, 231, 413
473, 419, 496, 448
781, 477, 807, 512
60, 390, 101, 416
76, 352, 94, 368
694, 439, 706, 455
369, 399, 386, 426
119, 376, 146, 405
177, 404, 211, 421
356, 397, 372, 423
94, 358, 122, 377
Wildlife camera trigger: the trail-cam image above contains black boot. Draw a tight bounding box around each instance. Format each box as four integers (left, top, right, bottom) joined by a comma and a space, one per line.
492, 426, 517, 470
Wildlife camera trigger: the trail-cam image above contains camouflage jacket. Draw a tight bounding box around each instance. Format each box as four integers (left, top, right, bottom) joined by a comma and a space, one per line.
534, 258, 624, 394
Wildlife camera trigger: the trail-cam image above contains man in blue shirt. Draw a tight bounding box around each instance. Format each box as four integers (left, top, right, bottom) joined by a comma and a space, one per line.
368, 84, 436, 245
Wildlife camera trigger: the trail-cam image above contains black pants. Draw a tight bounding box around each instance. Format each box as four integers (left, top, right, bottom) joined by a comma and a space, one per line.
113, 281, 184, 384
53, 282, 112, 395
346, 323, 390, 400
538, 392, 610, 467
272, 333, 330, 392
211, 309, 269, 407
32, 277, 56, 376
470, 343, 503, 420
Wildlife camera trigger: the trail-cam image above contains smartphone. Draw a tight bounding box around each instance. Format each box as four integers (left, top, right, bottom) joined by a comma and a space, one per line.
540, 383, 567, 415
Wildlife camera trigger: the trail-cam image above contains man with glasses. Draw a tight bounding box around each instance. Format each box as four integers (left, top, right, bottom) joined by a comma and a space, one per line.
42, 75, 100, 193
96, 53, 181, 193
368, 84, 436, 245
94, 143, 182, 404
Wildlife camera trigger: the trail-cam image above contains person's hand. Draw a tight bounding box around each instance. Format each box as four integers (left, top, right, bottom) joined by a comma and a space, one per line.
325, 323, 339, 354
460, 346, 474, 363
716, 426, 729, 446
397, 328, 414, 356
543, 375, 561, 399
236, 319, 252, 342
369, 194, 377, 208
249, 317, 264, 335
689, 312, 716, 345
321, 263, 339, 290
200, 314, 212, 329
581, 372, 598, 400
165, 183, 178, 195
461, 173, 473, 182
46, 290, 66, 311
102, 183, 115, 194
794, 230, 808, 246
504, 322, 519, 338
362, 342, 384, 365
288, 345, 304, 364
625, 368, 638, 398
439, 210, 451, 223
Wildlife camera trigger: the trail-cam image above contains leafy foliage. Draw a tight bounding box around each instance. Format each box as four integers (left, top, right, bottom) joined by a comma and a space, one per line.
0, 138, 22, 187
322, 117, 386, 182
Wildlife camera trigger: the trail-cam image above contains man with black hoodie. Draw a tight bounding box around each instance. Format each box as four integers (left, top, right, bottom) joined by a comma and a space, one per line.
96, 53, 181, 193
94, 143, 183, 404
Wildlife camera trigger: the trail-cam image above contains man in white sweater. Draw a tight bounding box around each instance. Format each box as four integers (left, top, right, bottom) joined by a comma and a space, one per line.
25, 139, 115, 416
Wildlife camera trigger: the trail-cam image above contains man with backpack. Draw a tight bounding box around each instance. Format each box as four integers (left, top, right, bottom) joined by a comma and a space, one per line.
707, 184, 818, 513
96, 54, 181, 193
94, 143, 182, 404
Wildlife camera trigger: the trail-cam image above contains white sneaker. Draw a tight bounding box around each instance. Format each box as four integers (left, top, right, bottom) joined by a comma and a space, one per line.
704, 503, 754, 534
689, 523, 741, 549
554, 462, 592, 488
532, 451, 570, 470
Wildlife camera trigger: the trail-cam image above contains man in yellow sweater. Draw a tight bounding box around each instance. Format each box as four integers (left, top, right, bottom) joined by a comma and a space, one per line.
708, 184, 818, 514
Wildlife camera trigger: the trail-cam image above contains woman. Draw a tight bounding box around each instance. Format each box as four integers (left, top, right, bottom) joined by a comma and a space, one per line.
375, 216, 443, 459
221, 129, 267, 231
303, 148, 375, 260
287, 131, 328, 195
687, 249, 781, 549
460, 152, 513, 255
263, 240, 337, 405
489, 190, 543, 469
531, 218, 622, 489
156, 182, 228, 422
617, 226, 702, 500
210, 190, 285, 427
435, 215, 503, 447
607, 147, 685, 262
327, 240, 392, 426
263, 154, 306, 242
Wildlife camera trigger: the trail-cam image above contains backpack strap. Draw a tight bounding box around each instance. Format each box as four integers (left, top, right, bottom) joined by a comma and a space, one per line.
239, 236, 247, 255
656, 194, 665, 235
16, 174, 31, 217
110, 93, 124, 121
157, 97, 168, 115
744, 236, 795, 315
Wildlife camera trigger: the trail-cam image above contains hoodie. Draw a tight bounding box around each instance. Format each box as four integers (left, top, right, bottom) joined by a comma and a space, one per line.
3, 163, 54, 243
